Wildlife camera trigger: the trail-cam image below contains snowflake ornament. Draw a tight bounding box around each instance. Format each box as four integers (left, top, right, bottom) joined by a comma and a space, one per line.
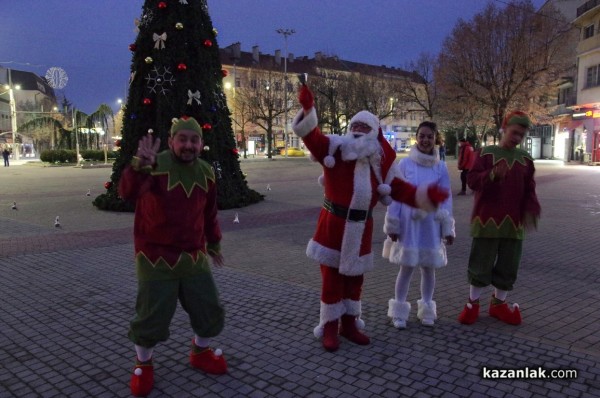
145, 67, 175, 95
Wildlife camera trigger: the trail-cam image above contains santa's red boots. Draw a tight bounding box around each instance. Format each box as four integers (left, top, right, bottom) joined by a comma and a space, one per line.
130, 359, 154, 397
322, 320, 340, 352
339, 315, 370, 345
189, 340, 228, 374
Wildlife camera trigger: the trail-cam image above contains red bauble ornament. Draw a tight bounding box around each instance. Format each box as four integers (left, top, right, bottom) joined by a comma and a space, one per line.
104, 181, 112, 190
177, 63, 187, 71
232, 148, 239, 155
202, 123, 212, 131
115, 139, 121, 147
129, 43, 137, 52
143, 98, 152, 105
221, 69, 228, 77
203, 39, 213, 47
158, 2, 167, 9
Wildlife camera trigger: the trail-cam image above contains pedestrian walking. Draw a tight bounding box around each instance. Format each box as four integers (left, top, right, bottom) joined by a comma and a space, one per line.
457, 137, 475, 195
2, 148, 10, 167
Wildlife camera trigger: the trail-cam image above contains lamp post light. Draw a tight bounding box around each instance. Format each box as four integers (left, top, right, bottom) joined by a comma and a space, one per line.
276, 28, 295, 158
6, 69, 21, 160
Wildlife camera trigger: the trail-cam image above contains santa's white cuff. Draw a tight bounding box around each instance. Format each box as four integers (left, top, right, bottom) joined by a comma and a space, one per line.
415, 184, 436, 212
292, 108, 318, 138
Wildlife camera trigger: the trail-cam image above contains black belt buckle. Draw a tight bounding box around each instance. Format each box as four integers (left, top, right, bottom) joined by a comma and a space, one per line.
347, 208, 368, 222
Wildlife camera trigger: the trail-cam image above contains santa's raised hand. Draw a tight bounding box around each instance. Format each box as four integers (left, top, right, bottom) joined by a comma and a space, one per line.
299, 84, 314, 114
136, 133, 161, 168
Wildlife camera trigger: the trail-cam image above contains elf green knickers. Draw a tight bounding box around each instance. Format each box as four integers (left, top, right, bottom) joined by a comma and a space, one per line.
129, 252, 224, 348
467, 238, 523, 291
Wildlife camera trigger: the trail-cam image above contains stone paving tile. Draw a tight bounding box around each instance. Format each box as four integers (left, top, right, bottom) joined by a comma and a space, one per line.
0, 159, 600, 397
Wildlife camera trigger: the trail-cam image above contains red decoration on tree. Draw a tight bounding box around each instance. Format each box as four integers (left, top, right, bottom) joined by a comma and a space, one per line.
232, 148, 239, 155
143, 98, 152, 105
129, 43, 137, 52
202, 123, 212, 131
158, 2, 167, 9
115, 139, 122, 147
177, 63, 187, 71
221, 69, 228, 77
203, 39, 213, 47
104, 181, 112, 190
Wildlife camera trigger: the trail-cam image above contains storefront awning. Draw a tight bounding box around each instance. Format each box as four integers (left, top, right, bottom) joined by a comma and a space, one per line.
566, 120, 584, 130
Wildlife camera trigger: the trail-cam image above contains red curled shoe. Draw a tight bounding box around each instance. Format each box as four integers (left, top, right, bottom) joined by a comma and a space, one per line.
458, 300, 480, 325
489, 299, 522, 325
130, 359, 154, 397
190, 340, 228, 374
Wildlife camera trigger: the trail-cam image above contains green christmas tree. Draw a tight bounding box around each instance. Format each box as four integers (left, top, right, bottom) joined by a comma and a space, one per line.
94, 0, 262, 211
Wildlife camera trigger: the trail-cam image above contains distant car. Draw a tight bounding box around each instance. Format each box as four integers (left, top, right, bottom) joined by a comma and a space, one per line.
280, 147, 306, 157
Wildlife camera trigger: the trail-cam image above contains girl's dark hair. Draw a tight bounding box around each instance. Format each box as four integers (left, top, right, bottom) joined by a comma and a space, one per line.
417, 121, 437, 134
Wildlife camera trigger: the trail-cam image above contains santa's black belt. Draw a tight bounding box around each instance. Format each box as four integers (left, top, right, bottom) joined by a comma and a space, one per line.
323, 198, 372, 222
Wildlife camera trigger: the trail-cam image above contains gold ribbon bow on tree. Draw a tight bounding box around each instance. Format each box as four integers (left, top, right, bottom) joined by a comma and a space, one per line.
187, 90, 201, 105
153, 32, 167, 49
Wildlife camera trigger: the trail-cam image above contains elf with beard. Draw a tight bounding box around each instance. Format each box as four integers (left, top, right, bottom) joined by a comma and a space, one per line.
292, 85, 449, 352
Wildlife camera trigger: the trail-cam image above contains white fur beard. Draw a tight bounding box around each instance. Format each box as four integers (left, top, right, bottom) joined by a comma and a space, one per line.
340, 134, 381, 161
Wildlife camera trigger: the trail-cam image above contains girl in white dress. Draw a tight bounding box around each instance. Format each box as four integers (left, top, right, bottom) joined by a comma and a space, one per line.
383, 121, 455, 328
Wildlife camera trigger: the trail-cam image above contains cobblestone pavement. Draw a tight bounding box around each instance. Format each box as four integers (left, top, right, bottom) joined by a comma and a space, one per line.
0, 157, 599, 398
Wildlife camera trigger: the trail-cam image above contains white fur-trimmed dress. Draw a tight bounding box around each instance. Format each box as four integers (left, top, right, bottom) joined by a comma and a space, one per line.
382, 146, 455, 268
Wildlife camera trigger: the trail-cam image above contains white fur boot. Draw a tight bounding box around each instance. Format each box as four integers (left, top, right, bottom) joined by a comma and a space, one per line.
387, 299, 411, 329
417, 299, 437, 326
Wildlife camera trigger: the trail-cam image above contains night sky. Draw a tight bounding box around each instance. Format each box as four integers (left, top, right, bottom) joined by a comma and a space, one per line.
1, 0, 548, 114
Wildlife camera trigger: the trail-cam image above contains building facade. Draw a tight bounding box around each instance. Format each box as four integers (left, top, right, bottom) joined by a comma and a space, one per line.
219, 43, 427, 156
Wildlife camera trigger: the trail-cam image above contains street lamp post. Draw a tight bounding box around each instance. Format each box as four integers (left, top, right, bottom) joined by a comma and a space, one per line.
7, 69, 20, 160
276, 28, 295, 158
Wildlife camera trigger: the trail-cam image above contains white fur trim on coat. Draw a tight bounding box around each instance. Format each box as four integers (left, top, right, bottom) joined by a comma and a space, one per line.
306, 239, 375, 274
415, 183, 436, 212
292, 108, 318, 138
434, 209, 455, 238
314, 301, 345, 338
386, 243, 447, 268
338, 158, 372, 276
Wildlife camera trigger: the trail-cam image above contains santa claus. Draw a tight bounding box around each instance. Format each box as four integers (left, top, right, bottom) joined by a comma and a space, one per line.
292, 85, 448, 351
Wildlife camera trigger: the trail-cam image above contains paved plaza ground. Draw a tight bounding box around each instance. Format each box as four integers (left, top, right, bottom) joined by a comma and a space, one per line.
0, 156, 599, 398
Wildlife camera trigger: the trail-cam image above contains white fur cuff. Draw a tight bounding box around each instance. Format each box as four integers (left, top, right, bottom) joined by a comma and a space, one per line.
292, 108, 318, 138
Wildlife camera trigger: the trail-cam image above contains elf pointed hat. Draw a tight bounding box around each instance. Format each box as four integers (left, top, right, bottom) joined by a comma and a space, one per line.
501, 111, 531, 130
170, 116, 203, 137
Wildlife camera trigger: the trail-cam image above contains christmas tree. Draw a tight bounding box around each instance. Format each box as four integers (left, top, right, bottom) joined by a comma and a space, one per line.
93, 0, 263, 211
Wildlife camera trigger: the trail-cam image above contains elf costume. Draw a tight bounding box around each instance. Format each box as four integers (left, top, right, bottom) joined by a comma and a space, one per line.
119, 117, 227, 397
292, 85, 448, 352
458, 111, 541, 326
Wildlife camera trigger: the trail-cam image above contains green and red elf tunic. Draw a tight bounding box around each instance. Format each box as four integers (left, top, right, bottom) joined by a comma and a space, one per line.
119, 151, 221, 281
467, 146, 541, 239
